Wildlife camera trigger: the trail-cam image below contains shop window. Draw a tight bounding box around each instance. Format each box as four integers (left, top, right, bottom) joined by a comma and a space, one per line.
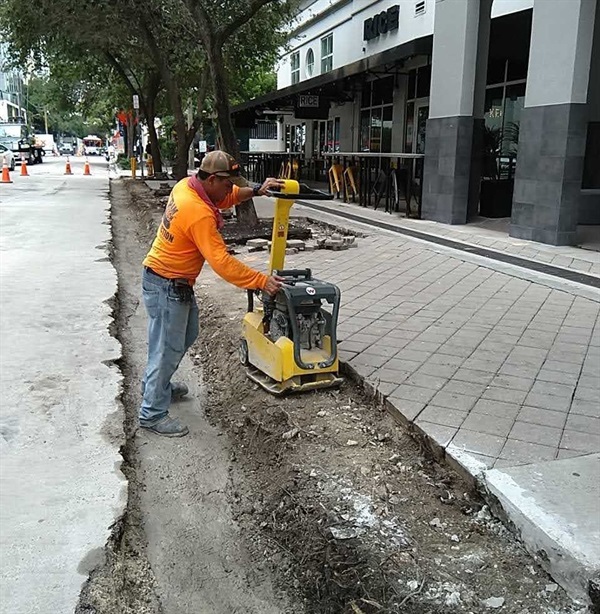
487, 58, 506, 85
405, 102, 414, 152
416, 64, 431, 98
306, 48, 314, 77
407, 70, 417, 100
360, 77, 394, 152
407, 65, 430, 99
484, 78, 526, 161
321, 34, 333, 73
291, 51, 300, 85
382, 106, 393, 153
405, 64, 431, 154
507, 59, 528, 82
487, 58, 528, 86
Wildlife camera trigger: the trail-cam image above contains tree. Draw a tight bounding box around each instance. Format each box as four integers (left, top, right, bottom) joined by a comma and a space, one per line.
184, 0, 298, 226
0, 0, 169, 172
0, 0, 298, 225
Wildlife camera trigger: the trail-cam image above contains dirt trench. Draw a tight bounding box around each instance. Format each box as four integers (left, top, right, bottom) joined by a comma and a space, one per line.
80, 178, 586, 614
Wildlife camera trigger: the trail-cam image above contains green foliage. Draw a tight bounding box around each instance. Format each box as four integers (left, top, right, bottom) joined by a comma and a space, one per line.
116, 154, 131, 170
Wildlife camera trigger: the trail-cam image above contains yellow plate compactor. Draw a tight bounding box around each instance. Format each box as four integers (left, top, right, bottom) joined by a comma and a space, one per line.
240, 179, 343, 395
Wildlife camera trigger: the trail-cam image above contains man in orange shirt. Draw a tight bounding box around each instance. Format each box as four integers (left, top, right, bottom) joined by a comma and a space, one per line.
140, 151, 284, 437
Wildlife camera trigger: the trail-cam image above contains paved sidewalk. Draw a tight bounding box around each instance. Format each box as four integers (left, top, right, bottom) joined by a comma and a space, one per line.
294, 196, 600, 278
244, 196, 600, 605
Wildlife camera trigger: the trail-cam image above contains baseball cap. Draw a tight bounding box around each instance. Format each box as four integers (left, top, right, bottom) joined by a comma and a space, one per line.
199, 150, 248, 187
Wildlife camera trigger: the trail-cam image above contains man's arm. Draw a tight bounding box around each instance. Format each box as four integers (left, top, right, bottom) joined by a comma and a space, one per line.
218, 178, 284, 209
238, 177, 284, 201
189, 216, 283, 294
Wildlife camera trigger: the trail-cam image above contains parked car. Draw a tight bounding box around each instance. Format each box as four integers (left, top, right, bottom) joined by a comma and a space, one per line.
59, 143, 75, 156
0, 143, 16, 171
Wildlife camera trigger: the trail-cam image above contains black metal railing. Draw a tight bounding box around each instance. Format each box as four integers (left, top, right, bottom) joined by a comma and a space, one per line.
239, 150, 426, 219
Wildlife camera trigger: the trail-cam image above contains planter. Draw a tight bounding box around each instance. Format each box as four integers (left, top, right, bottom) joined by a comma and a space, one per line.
479, 178, 514, 218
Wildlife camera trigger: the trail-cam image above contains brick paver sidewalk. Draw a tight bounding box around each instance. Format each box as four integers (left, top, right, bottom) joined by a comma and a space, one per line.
246, 199, 600, 470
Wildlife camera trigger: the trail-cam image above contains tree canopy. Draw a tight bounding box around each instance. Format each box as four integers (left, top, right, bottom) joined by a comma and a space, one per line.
0, 0, 298, 222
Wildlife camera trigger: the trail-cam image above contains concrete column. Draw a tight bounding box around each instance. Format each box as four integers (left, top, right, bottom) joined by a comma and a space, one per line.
422, 0, 491, 224
510, 0, 597, 245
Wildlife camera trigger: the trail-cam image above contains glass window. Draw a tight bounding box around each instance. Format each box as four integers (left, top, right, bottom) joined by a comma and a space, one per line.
334, 117, 340, 152
360, 110, 370, 151
507, 58, 528, 82
371, 76, 394, 106
487, 58, 507, 85
382, 106, 393, 153
305, 48, 314, 77
370, 108, 382, 153
404, 102, 414, 152
416, 64, 431, 98
503, 82, 525, 154
321, 34, 333, 73
290, 51, 300, 84
484, 87, 504, 133
408, 69, 417, 100
416, 106, 429, 154
361, 83, 371, 108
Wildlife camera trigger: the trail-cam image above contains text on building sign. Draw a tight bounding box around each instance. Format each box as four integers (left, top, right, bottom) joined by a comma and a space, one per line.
363, 5, 400, 41
298, 95, 320, 108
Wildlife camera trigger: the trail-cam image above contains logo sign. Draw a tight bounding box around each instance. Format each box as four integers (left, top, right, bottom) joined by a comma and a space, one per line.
132, 94, 140, 110
363, 5, 400, 41
306, 287, 316, 296
298, 95, 319, 108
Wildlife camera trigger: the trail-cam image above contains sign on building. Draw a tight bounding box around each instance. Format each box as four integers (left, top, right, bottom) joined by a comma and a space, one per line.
363, 5, 400, 41
295, 94, 329, 119
298, 95, 320, 108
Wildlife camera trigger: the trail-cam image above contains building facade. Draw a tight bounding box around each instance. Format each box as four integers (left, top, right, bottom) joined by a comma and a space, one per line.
233, 0, 599, 246
0, 44, 26, 122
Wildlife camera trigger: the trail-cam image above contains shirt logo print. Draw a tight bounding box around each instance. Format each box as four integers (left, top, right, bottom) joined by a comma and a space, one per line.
160, 195, 177, 243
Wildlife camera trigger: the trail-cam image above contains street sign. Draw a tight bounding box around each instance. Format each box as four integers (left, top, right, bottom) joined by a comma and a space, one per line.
132, 95, 140, 110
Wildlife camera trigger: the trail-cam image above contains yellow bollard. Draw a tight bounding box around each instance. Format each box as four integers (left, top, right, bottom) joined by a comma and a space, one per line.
146, 155, 154, 177
130, 157, 137, 179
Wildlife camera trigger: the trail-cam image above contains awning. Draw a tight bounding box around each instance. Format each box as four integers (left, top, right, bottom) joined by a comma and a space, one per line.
231, 34, 433, 117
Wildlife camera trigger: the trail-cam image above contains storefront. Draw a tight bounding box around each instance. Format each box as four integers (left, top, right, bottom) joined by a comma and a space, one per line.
232, 0, 599, 246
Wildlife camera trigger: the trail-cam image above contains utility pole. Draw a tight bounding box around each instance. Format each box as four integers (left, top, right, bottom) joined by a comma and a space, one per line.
44, 109, 49, 134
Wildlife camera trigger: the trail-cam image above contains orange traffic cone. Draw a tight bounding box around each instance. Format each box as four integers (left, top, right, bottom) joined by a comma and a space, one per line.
64, 157, 73, 175
1, 157, 13, 184
20, 156, 29, 177
83, 158, 91, 176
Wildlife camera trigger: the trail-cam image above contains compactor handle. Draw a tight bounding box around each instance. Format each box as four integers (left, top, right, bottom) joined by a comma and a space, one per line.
266, 183, 333, 200
273, 268, 312, 280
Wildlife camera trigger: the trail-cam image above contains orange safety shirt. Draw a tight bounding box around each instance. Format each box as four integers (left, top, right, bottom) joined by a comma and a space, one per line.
143, 178, 268, 289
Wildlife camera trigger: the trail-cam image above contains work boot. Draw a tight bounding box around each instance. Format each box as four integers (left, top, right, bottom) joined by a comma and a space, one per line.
140, 415, 189, 437
171, 381, 189, 400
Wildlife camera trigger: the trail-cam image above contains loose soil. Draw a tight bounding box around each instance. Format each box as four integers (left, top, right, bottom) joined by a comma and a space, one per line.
81, 178, 589, 614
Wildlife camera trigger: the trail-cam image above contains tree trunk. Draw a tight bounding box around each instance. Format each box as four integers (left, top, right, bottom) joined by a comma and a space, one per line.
173, 121, 190, 180
206, 44, 259, 227
144, 75, 163, 173
147, 121, 162, 173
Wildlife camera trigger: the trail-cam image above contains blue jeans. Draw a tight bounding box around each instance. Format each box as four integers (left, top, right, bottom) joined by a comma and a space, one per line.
139, 268, 199, 425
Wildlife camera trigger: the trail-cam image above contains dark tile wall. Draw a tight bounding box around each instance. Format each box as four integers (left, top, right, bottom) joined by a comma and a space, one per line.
422, 116, 474, 224
510, 103, 589, 245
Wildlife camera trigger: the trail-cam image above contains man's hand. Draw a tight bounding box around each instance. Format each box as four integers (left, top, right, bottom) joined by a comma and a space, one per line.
263, 274, 285, 296
257, 178, 284, 196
